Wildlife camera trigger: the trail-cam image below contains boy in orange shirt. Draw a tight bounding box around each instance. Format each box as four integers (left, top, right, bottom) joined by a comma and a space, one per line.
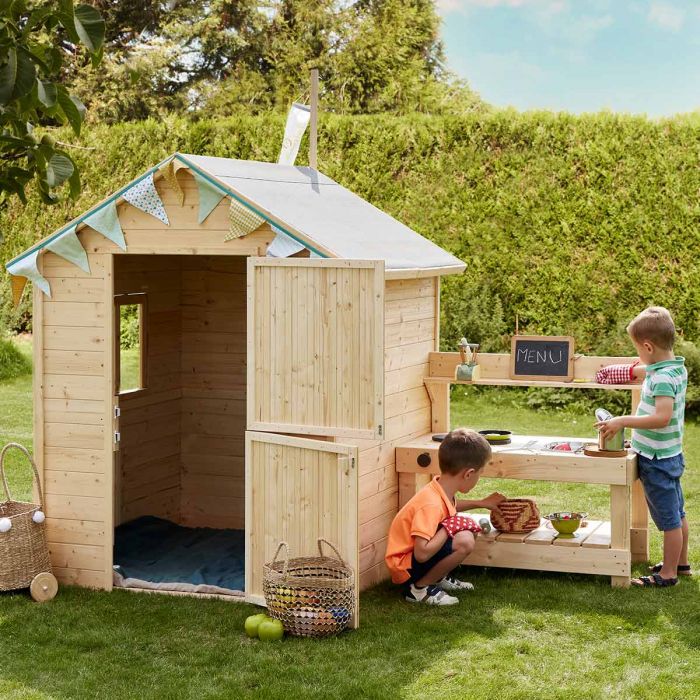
385, 428, 506, 605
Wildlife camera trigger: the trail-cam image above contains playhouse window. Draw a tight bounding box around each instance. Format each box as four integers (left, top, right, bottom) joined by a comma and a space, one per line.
115, 294, 147, 394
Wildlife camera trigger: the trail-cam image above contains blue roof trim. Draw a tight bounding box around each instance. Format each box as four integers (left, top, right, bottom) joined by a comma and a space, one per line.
6, 152, 327, 271
173, 154, 328, 258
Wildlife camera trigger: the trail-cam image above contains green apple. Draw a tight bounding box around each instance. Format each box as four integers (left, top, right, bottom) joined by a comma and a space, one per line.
258, 618, 284, 642
244, 613, 269, 638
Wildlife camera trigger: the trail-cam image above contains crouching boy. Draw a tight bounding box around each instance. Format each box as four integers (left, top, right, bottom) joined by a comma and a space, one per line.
385, 428, 506, 605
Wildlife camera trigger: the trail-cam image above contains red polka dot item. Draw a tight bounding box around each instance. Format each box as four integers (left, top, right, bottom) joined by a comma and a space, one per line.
440, 515, 482, 538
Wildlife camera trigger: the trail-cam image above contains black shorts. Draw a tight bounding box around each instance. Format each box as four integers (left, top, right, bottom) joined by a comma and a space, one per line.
406, 537, 454, 584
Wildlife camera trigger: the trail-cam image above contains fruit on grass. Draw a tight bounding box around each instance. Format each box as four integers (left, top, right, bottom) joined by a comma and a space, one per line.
244, 613, 269, 638
258, 618, 285, 641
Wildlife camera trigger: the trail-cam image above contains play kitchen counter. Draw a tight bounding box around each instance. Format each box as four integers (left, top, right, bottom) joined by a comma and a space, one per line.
395, 351, 650, 588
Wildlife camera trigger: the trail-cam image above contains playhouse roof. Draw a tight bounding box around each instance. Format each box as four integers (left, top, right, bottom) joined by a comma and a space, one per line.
7, 153, 465, 276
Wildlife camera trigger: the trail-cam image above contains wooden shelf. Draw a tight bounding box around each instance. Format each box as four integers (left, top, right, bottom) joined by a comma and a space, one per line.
458, 514, 628, 577
396, 433, 637, 486
426, 377, 640, 390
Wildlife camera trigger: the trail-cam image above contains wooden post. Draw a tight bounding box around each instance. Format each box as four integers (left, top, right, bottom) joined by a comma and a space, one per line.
629, 387, 649, 562
309, 68, 319, 170
610, 484, 632, 587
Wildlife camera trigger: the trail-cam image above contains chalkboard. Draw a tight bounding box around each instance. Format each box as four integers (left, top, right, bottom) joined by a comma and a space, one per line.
510, 335, 575, 381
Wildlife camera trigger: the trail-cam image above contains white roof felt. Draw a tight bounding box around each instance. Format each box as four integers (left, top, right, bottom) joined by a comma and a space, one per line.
179, 154, 465, 272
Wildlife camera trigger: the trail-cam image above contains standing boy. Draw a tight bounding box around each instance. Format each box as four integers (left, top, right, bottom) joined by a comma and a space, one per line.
385, 428, 505, 605
596, 306, 692, 587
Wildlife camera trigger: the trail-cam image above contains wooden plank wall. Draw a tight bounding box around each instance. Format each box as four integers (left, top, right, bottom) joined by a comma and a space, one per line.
114, 255, 183, 525
356, 277, 436, 590
180, 256, 247, 529
40, 249, 110, 589
38, 170, 274, 590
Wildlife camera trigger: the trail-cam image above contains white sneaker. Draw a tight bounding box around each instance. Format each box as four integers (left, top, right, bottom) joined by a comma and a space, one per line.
438, 575, 475, 592
405, 583, 459, 605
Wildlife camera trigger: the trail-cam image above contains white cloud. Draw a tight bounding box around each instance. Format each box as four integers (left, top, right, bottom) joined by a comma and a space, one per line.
648, 2, 684, 31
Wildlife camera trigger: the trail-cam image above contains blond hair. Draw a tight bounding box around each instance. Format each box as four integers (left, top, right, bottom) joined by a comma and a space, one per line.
627, 306, 676, 350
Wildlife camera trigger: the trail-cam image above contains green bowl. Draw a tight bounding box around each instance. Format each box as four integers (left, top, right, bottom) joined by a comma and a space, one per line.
545, 512, 587, 538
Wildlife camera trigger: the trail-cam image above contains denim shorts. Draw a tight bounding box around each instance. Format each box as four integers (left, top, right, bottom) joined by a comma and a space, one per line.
406, 537, 454, 584
636, 452, 686, 531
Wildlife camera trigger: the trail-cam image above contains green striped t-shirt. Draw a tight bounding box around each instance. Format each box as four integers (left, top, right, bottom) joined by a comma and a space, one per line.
631, 356, 687, 460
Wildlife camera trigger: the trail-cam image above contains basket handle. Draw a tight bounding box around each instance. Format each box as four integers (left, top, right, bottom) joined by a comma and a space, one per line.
0, 443, 44, 509
317, 538, 346, 565
271, 541, 290, 578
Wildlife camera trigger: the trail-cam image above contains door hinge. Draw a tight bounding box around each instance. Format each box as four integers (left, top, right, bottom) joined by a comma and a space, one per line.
114, 406, 121, 419
351, 457, 356, 470
378, 424, 383, 437
114, 431, 121, 444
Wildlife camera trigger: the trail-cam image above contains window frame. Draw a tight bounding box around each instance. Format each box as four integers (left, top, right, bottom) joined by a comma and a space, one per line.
114, 292, 148, 395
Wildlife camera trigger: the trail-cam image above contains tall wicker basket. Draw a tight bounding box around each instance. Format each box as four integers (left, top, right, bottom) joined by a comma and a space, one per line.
0, 443, 55, 599
263, 539, 355, 638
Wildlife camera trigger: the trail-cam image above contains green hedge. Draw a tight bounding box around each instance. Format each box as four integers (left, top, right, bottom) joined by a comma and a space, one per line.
3, 111, 700, 358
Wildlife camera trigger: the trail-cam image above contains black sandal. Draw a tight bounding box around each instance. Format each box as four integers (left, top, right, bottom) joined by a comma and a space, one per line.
632, 573, 678, 588
649, 562, 692, 576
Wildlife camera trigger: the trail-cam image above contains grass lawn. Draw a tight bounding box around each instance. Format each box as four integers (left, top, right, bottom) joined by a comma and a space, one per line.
1, 346, 699, 699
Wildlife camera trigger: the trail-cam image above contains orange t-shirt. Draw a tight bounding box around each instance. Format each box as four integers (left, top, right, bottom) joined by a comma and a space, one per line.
384, 477, 456, 584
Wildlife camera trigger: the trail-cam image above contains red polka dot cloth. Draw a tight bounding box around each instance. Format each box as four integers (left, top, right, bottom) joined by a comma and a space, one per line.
440, 515, 482, 538
595, 360, 639, 385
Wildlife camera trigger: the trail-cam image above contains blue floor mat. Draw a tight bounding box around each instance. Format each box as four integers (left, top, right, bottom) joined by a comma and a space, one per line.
114, 516, 245, 591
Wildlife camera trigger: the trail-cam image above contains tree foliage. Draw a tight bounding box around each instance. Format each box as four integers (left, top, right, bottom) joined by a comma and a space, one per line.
0, 0, 105, 220
69, 0, 482, 122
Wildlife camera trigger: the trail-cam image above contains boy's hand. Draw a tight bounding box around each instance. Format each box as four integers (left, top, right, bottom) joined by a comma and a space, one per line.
595, 416, 626, 440
480, 492, 507, 510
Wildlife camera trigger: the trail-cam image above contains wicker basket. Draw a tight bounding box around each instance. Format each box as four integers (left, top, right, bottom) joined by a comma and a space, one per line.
263, 539, 355, 638
490, 498, 540, 533
0, 443, 52, 592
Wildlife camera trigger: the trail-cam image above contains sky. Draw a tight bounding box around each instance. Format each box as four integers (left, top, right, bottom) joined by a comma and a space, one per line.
437, 0, 700, 116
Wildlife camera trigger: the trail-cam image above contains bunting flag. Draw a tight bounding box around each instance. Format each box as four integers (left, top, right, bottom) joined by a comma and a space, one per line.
225, 198, 264, 241
278, 102, 311, 166
10, 275, 28, 307
267, 226, 306, 258
159, 159, 188, 206
83, 201, 127, 250
7, 250, 51, 304
193, 172, 226, 224
122, 172, 169, 225
45, 225, 90, 273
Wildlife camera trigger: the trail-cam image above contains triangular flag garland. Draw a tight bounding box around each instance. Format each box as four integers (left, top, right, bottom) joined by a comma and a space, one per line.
159, 159, 188, 206
193, 171, 226, 224
267, 225, 306, 258
225, 198, 264, 241
45, 225, 90, 273
7, 250, 51, 301
6, 157, 330, 304
83, 201, 126, 250
122, 172, 169, 225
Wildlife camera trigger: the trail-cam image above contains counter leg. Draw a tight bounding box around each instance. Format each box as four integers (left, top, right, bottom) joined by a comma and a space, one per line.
631, 479, 649, 563
399, 473, 431, 509
629, 387, 649, 563
610, 484, 632, 588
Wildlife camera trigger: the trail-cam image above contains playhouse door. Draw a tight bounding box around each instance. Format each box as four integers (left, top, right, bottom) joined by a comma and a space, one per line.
245, 431, 359, 623
247, 258, 385, 440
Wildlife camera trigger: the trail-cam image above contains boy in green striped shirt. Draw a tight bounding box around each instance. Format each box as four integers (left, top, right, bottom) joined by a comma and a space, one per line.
596, 307, 691, 588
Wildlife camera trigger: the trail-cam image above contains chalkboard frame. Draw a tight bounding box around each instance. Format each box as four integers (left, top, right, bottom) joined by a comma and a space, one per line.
509, 335, 575, 382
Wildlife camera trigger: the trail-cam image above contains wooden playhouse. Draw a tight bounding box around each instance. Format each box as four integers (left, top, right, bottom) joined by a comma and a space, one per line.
6, 153, 466, 613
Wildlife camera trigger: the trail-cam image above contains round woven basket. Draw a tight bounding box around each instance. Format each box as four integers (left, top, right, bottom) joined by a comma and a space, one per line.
263, 539, 355, 638
490, 498, 541, 533
0, 443, 52, 592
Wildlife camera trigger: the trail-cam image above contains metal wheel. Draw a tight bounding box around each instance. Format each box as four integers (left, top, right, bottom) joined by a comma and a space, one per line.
29, 572, 58, 602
